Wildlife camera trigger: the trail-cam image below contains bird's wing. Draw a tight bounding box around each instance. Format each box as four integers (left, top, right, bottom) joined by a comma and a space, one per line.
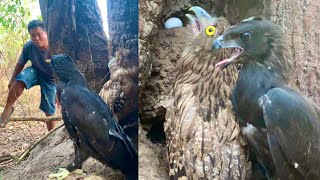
100, 80, 126, 113
90, 89, 137, 152
60, 85, 137, 170
99, 67, 138, 126
261, 87, 320, 177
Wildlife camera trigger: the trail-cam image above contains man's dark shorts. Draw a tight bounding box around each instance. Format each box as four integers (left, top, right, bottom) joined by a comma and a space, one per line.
15, 66, 56, 115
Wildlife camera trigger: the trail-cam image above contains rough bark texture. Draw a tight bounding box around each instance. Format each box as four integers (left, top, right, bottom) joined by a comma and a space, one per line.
139, 0, 320, 178
39, 0, 109, 92
107, 0, 139, 58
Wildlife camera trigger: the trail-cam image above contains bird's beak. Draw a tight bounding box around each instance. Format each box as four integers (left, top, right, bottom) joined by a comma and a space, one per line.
185, 14, 197, 27
108, 57, 116, 68
185, 13, 199, 33
212, 35, 224, 49
212, 35, 244, 68
188, 6, 212, 27
45, 59, 51, 63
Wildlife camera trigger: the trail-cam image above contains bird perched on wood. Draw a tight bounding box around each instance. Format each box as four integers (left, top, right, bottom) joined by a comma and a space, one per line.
99, 48, 139, 148
47, 54, 138, 180
164, 6, 250, 180
212, 17, 320, 179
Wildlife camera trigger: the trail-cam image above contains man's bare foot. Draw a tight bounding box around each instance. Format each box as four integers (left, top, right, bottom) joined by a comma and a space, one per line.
0, 107, 15, 127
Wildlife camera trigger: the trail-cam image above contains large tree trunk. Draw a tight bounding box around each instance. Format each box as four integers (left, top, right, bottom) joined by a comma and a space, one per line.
107, 0, 139, 57
39, 0, 109, 92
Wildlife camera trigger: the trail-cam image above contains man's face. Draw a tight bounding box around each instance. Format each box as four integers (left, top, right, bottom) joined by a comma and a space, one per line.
29, 27, 48, 50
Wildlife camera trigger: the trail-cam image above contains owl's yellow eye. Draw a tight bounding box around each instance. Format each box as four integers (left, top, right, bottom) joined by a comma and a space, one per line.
205, 26, 216, 37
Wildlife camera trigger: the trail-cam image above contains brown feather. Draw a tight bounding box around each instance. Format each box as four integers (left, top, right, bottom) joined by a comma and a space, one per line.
99, 48, 138, 147
165, 17, 250, 179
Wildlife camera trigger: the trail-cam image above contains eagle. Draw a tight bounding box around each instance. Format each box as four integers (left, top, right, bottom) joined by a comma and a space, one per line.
47, 54, 138, 180
212, 17, 320, 179
164, 6, 250, 179
99, 48, 139, 148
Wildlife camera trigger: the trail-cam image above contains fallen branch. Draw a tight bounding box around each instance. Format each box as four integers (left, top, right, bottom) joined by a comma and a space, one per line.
10, 116, 62, 122
0, 154, 13, 163
15, 123, 65, 164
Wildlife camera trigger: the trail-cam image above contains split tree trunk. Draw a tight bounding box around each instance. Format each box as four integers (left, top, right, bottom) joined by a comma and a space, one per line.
107, 0, 139, 57
39, 0, 109, 92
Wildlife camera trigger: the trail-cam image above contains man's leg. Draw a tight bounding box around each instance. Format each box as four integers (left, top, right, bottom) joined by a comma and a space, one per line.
0, 81, 25, 125
39, 79, 57, 131
45, 112, 58, 131
0, 67, 38, 126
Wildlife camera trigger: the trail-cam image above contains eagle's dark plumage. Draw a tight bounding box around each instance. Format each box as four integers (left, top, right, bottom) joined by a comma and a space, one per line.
164, 6, 250, 179
99, 49, 138, 147
213, 17, 320, 179
50, 54, 138, 180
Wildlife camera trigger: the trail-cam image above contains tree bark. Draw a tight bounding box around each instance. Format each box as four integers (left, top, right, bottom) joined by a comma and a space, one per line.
107, 0, 139, 58
39, 0, 109, 92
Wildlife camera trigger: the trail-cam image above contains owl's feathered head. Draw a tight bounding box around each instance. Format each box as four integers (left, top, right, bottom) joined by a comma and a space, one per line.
108, 48, 138, 69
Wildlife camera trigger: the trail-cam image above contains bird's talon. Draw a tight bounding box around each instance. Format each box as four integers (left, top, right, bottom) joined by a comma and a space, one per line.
48, 168, 70, 180
73, 169, 87, 175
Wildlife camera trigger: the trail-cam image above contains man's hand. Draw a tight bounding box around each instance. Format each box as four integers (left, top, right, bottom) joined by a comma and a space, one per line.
8, 63, 24, 90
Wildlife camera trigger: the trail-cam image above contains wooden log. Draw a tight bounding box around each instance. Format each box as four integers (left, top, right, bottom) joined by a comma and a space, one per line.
0, 154, 13, 163
10, 116, 62, 122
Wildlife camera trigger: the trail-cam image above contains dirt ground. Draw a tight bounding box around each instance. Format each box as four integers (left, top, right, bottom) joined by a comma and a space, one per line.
0, 106, 50, 168
139, 126, 168, 180
1, 124, 124, 180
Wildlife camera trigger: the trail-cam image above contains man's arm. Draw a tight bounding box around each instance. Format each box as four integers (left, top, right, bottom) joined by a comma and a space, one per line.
8, 62, 24, 89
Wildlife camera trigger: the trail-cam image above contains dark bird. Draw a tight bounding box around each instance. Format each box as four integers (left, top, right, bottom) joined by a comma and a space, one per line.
164, 6, 250, 179
99, 48, 139, 148
48, 54, 138, 180
212, 17, 320, 179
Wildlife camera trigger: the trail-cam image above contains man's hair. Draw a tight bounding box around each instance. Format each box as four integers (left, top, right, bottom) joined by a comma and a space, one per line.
27, 20, 45, 32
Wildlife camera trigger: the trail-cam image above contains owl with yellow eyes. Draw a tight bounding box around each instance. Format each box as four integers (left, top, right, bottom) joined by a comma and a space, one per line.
164, 6, 251, 179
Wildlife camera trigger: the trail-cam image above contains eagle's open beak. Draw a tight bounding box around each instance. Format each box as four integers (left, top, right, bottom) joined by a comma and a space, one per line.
188, 6, 212, 28
45, 59, 51, 63
188, 6, 211, 20
212, 35, 244, 68
108, 57, 116, 68
185, 13, 200, 33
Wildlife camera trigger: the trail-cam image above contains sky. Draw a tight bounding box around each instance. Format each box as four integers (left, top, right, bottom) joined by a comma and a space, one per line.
97, 0, 109, 38
30, 1, 109, 37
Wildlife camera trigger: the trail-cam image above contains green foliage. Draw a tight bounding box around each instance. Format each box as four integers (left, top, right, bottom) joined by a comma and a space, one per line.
0, 0, 27, 31
0, 0, 39, 64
